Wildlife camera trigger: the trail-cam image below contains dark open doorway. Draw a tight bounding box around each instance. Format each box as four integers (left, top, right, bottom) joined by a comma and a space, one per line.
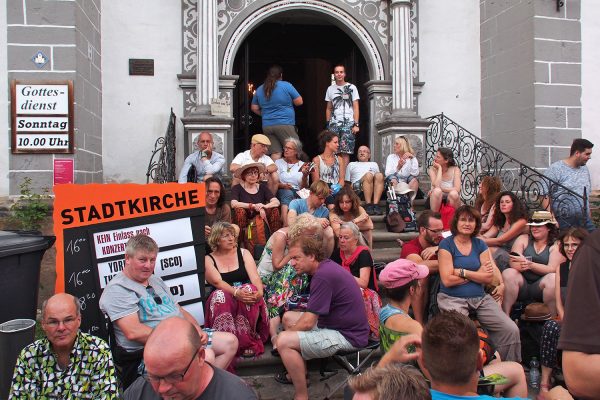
233, 15, 370, 160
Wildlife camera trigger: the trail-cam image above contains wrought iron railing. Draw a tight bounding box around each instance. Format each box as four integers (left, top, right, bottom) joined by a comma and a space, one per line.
425, 113, 587, 221
146, 108, 177, 183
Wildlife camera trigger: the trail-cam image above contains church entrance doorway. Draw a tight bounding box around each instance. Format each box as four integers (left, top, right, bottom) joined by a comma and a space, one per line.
232, 13, 370, 160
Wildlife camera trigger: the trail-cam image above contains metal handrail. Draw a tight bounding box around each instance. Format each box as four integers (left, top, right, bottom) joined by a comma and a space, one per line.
146, 108, 177, 183
425, 113, 587, 220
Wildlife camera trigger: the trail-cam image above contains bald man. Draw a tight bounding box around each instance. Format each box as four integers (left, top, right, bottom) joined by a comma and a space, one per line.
124, 317, 257, 400
10, 293, 119, 399
178, 132, 225, 183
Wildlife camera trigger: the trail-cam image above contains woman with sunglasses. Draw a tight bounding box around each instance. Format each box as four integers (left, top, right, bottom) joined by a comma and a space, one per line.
204, 222, 269, 359
311, 130, 346, 207
503, 211, 562, 316
538, 227, 588, 398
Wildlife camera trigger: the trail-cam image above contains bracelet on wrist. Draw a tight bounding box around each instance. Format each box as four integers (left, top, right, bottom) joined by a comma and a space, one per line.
233, 287, 239, 298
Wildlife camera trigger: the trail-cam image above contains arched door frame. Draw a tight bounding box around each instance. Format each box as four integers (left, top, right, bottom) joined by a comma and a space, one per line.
219, 0, 387, 81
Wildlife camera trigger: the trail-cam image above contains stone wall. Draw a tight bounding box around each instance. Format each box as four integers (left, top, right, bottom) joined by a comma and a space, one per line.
480, 0, 582, 169
6, 0, 102, 195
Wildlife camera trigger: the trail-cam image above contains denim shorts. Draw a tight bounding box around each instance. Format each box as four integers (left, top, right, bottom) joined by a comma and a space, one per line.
277, 188, 298, 206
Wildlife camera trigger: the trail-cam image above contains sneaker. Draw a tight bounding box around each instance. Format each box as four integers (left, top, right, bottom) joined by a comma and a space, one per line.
373, 205, 383, 215
366, 204, 376, 216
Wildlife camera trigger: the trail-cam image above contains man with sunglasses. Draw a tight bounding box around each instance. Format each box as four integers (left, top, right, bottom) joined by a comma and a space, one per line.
10, 293, 119, 399
124, 317, 257, 399
400, 210, 444, 324
100, 235, 238, 389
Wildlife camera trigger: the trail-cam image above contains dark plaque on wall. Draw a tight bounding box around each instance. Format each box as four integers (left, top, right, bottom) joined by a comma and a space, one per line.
129, 59, 154, 76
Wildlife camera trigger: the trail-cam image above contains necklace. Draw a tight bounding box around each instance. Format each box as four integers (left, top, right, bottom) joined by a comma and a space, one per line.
286, 161, 298, 173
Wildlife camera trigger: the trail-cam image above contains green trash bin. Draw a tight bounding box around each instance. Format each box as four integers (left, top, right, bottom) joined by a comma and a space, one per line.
0, 319, 36, 399
0, 231, 55, 324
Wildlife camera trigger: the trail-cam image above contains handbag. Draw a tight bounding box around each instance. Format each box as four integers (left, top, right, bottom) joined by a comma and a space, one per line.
284, 293, 310, 312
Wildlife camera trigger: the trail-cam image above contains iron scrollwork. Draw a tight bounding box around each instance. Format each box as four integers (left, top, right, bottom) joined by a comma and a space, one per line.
425, 113, 587, 224
146, 109, 177, 183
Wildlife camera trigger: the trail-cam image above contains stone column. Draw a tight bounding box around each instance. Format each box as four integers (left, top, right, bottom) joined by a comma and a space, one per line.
196, 0, 219, 115
390, 0, 415, 116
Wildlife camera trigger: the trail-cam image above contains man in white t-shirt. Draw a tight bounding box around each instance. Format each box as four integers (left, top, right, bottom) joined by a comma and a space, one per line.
325, 64, 360, 167
345, 145, 384, 215
230, 134, 279, 194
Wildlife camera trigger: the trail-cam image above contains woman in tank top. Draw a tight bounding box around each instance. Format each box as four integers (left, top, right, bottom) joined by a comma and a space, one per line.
482, 191, 528, 271
204, 222, 269, 359
503, 211, 562, 316
539, 227, 588, 397
427, 147, 462, 212
311, 130, 346, 207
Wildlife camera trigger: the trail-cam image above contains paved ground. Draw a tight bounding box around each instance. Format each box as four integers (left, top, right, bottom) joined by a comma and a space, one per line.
245, 371, 349, 400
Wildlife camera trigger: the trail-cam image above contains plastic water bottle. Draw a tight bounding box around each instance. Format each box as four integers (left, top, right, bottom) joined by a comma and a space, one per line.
529, 357, 540, 391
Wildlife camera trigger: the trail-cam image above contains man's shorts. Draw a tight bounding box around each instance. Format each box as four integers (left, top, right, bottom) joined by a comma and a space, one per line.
277, 188, 298, 206
328, 120, 355, 155
263, 125, 299, 155
351, 180, 363, 194
297, 327, 356, 360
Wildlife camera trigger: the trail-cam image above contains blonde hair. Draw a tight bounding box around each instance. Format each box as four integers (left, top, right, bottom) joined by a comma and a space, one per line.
288, 213, 323, 242
349, 364, 430, 400
207, 222, 238, 251
395, 136, 415, 155
125, 234, 159, 257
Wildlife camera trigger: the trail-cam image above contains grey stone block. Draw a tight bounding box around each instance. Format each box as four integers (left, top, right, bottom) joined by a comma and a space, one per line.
86, 133, 103, 155
486, 41, 534, 78
76, 150, 94, 171
566, 0, 581, 20
490, 20, 532, 55
550, 63, 581, 84
482, 77, 492, 98
53, 46, 76, 71
74, 171, 88, 184
8, 1, 25, 24
8, 71, 76, 82
535, 84, 581, 107
535, 128, 581, 146
90, 65, 101, 89
93, 154, 103, 173
9, 172, 54, 196
481, 40, 492, 61
481, 18, 497, 42
25, 0, 75, 26
75, 107, 93, 137
8, 45, 52, 70
76, 49, 91, 81
550, 146, 571, 163
534, 17, 580, 41
492, 109, 535, 134
534, 146, 551, 168
534, 0, 565, 18
535, 61, 549, 83
535, 107, 566, 128
9, 154, 53, 170
497, 2, 534, 31
567, 108, 582, 128
8, 26, 76, 45
491, 65, 534, 93
534, 40, 581, 62
487, 87, 535, 115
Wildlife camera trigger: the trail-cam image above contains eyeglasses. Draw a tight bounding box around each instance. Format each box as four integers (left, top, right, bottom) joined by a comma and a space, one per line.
425, 227, 444, 234
143, 350, 198, 384
146, 285, 163, 305
44, 316, 78, 328
245, 169, 260, 176
221, 232, 235, 239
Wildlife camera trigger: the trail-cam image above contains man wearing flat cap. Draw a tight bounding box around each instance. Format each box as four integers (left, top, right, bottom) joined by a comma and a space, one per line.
230, 134, 279, 194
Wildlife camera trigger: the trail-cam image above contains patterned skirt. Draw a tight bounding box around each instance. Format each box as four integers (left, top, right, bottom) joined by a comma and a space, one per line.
262, 264, 309, 319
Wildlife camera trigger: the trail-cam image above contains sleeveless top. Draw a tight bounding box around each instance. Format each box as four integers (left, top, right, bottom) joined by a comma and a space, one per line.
440, 167, 456, 189
378, 304, 412, 353
318, 155, 340, 185
257, 230, 288, 278
522, 240, 551, 283
497, 222, 520, 251
208, 247, 250, 287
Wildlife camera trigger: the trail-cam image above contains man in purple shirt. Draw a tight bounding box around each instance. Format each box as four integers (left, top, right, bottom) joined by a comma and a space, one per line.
274, 235, 369, 400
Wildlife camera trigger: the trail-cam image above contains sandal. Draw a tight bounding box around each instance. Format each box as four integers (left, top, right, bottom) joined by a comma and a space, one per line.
241, 349, 255, 359
274, 370, 309, 386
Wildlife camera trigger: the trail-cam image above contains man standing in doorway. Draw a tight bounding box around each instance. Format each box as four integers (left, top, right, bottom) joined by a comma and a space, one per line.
325, 64, 360, 167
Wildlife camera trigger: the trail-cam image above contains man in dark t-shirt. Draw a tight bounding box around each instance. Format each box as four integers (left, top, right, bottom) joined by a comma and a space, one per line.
275, 235, 369, 400
124, 317, 257, 400
558, 229, 600, 399
400, 210, 443, 323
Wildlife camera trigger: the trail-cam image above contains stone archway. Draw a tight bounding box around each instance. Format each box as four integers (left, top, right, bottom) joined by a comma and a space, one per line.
218, 0, 387, 81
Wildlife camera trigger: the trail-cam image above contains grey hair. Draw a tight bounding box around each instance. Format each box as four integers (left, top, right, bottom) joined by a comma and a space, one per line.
339, 222, 368, 246
42, 294, 81, 321
284, 136, 303, 154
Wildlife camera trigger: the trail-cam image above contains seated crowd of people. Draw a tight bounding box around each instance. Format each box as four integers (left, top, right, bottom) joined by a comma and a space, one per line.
9, 133, 596, 400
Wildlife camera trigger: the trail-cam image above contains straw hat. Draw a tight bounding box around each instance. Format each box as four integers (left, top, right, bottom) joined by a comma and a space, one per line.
234, 161, 266, 179
527, 211, 558, 226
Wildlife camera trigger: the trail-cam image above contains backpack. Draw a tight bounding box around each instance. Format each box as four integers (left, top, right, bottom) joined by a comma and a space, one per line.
385, 193, 417, 233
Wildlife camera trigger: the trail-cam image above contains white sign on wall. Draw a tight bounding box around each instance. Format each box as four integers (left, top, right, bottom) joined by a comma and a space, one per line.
11, 80, 74, 153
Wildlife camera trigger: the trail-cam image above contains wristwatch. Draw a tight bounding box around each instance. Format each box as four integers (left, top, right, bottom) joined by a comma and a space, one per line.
353, 122, 359, 127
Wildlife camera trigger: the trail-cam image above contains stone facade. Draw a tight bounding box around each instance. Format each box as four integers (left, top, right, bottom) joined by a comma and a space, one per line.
6, 0, 102, 195
481, 0, 582, 170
